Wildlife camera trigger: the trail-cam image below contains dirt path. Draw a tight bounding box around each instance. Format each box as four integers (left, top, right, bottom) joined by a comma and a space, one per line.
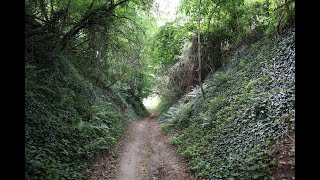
89, 113, 193, 180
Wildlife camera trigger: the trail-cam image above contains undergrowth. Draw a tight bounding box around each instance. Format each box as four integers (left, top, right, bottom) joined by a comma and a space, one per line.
25, 54, 146, 179
159, 27, 295, 179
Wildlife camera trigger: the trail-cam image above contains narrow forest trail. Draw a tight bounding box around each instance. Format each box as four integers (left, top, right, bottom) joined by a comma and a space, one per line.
89, 113, 193, 180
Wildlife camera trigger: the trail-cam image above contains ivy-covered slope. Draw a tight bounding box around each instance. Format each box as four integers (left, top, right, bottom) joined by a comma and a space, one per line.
159, 26, 295, 179
25, 54, 148, 179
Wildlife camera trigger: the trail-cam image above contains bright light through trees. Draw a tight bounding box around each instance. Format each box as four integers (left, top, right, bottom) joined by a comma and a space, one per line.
151, 0, 181, 26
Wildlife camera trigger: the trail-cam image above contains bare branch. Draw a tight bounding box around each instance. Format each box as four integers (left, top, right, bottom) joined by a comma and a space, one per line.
207, 0, 221, 32
50, 0, 55, 17
61, 0, 130, 50
73, 38, 90, 49
274, 0, 294, 11
106, 71, 126, 88
25, 14, 47, 23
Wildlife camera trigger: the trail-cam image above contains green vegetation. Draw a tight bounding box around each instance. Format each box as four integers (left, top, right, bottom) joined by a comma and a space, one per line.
153, 0, 294, 113
153, 1, 295, 178
25, 0, 294, 179
25, 0, 155, 179
159, 28, 295, 178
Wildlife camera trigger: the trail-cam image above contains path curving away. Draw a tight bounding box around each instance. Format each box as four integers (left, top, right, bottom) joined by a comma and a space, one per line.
89, 113, 193, 180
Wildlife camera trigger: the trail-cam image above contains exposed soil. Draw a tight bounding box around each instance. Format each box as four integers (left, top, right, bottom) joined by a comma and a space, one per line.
268, 131, 295, 180
89, 113, 193, 180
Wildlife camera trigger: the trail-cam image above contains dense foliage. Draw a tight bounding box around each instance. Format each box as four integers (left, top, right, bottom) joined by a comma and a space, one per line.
25, 0, 156, 179
152, 0, 295, 178
152, 0, 294, 113
25, 0, 295, 179
159, 27, 295, 179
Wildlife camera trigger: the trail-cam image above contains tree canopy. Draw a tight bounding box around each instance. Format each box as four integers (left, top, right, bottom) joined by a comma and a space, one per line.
25, 0, 294, 179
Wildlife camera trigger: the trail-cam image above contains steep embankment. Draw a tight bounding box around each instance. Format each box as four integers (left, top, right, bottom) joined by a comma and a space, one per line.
25, 55, 148, 179
159, 26, 295, 179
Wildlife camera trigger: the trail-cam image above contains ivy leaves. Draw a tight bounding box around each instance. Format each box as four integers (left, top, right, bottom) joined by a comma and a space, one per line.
160, 27, 295, 179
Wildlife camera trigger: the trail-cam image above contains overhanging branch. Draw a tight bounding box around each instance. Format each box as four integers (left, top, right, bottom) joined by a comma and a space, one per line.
60, 0, 130, 50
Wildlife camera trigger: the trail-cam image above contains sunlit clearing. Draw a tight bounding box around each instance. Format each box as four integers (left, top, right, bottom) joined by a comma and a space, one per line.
143, 94, 161, 110
151, 0, 181, 26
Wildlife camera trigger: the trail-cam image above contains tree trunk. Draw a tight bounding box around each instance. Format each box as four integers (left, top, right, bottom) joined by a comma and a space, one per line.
198, 0, 205, 100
